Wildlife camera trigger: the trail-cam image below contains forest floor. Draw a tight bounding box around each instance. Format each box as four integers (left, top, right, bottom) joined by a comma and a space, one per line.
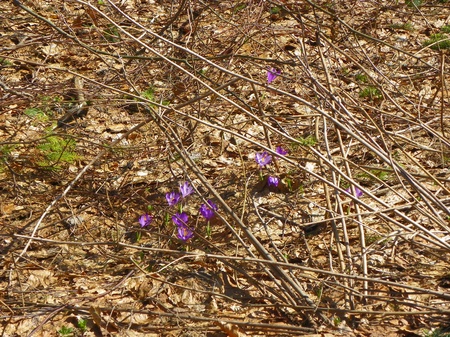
1, 0, 450, 336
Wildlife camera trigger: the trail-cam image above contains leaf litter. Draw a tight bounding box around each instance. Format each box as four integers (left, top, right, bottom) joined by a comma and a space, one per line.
1, 0, 450, 336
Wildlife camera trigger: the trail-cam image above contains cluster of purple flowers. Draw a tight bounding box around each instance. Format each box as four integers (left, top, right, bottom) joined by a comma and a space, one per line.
172, 212, 193, 241
255, 146, 288, 188
138, 181, 218, 242
165, 181, 193, 207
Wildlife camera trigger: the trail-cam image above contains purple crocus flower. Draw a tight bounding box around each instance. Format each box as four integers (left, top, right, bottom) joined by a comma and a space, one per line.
276, 146, 288, 156
255, 151, 272, 167
177, 224, 194, 241
346, 186, 363, 198
199, 200, 218, 220
179, 181, 194, 198
267, 68, 281, 84
138, 213, 152, 228
172, 212, 193, 241
172, 212, 189, 227
166, 191, 181, 207
267, 176, 279, 188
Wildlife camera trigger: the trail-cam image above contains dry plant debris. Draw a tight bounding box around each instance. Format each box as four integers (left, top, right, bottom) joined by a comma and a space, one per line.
1, 0, 450, 336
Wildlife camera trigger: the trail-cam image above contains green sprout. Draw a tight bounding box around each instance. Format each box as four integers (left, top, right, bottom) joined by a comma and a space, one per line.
371, 169, 390, 181
315, 285, 323, 298
234, 3, 247, 13
333, 316, 342, 326
77, 318, 88, 332
206, 222, 212, 238
140, 86, 170, 107
0, 57, 13, 66
406, 0, 422, 7
355, 73, 368, 83
422, 328, 450, 337
57, 326, 73, 337
141, 86, 155, 101
164, 212, 170, 226
270, 6, 282, 14
37, 135, 80, 169
359, 86, 383, 100
441, 25, 450, 34
0, 145, 16, 173
340, 67, 350, 76
389, 22, 414, 31
423, 34, 450, 50
291, 135, 317, 149
135, 230, 142, 243
283, 176, 293, 191
365, 233, 383, 245
24, 107, 49, 123
103, 24, 120, 42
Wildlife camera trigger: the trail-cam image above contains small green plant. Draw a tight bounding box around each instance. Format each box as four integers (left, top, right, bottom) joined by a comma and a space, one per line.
234, 3, 247, 13
340, 181, 350, 190
97, 0, 105, 4
0, 145, 16, 173
140, 86, 170, 106
270, 6, 282, 14
423, 34, 450, 50
57, 326, 73, 336
0, 145, 15, 157
0, 57, 13, 66
40, 95, 62, 104
283, 177, 292, 192
315, 285, 323, 298
340, 67, 350, 76
355, 73, 368, 83
141, 86, 155, 101
356, 169, 390, 182
24, 107, 49, 122
371, 169, 390, 181
406, 0, 422, 7
422, 328, 450, 337
389, 22, 414, 31
77, 318, 88, 332
37, 135, 79, 169
365, 233, 383, 245
359, 86, 382, 100
103, 24, 120, 42
292, 135, 317, 148
441, 25, 450, 34
333, 316, 341, 326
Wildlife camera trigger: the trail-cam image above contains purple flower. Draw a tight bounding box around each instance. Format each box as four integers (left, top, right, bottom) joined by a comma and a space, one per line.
199, 200, 218, 220
177, 224, 194, 241
166, 192, 181, 207
138, 213, 152, 228
172, 212, 189, 227
255, 151, 272, 167
276, 146, 288, 156
267, 176, 279, 188
179, 181, 194, 198
267, 68, 281, 84
172, 212, 193, 241
346, 186, 363, 198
